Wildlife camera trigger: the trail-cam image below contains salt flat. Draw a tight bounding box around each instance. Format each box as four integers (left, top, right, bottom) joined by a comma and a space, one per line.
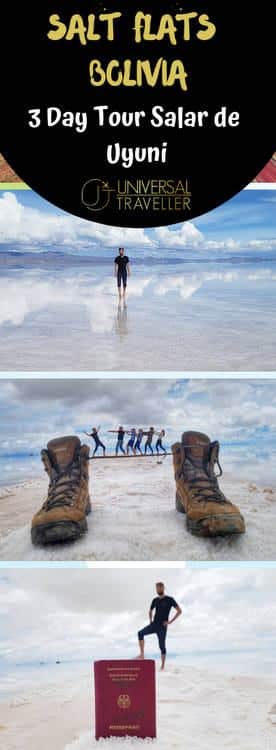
1, 260, 276, 370
0, 664, 275, 750
0, 458, 276, 561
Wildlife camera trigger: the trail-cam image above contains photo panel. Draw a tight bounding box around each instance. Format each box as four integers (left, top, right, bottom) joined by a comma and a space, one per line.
1, 186, 276, 371
0, 377, 275, 561
0, 564, 276, 748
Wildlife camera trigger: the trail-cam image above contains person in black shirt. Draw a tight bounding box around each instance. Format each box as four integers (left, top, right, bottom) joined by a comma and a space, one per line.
84, 426, 106, 456
108, 426, 126, 455
137, 581, 182, 670
114, 247, 130, 298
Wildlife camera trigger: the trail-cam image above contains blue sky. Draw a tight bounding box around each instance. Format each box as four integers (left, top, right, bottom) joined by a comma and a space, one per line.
0, 188, 276, 253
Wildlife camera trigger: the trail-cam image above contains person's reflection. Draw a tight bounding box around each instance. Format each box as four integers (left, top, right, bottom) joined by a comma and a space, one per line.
115, 299, 128, 339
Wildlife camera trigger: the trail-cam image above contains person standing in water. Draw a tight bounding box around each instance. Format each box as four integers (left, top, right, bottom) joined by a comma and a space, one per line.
114, 247, 131, 298
109, 427, 126, 455
127, 428, 137, 455
144, 427, 155, 454
85, 426, 106, 457
156, 429, 167, 455
137, 582, 182, 671
134, 428, 144, 455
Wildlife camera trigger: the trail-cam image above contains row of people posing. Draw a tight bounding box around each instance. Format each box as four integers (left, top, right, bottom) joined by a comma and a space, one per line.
85, 426, 167, 456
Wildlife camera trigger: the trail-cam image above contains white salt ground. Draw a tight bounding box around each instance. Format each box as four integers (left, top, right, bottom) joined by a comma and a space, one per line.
0, 459, 276, 560
0, 665, 275, 750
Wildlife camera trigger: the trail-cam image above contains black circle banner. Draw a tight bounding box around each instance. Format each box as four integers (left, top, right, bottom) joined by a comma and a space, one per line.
1, 1, 275, 228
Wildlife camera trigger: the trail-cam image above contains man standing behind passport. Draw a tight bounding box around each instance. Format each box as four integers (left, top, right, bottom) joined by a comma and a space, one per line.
137, 582, 182, 670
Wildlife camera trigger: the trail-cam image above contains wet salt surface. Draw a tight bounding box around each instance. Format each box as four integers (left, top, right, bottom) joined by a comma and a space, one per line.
0, 260, 276, 370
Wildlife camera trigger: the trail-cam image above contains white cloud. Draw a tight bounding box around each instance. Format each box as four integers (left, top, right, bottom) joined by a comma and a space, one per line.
1, 266, 276, 331
153, 222, 203, 247
0, 275, 152, 330
1, 569, 276, 673
154, 271, 237, 299
0, 192, 276, 252
0, 192, 154, 249
1, 380, 276, 486
247, 239, 276, 250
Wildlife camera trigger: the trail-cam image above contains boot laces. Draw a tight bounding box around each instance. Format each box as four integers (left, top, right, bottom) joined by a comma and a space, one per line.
45, 462, 81, 509
182, 451, 225, 504
188, 475, 226, 504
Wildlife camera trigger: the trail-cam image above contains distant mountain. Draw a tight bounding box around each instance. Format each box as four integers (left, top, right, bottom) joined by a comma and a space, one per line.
0, 250, 104, 267
0, 247, 276, 267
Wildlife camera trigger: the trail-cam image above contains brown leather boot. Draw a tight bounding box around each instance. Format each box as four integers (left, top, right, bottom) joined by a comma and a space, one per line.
172, 431, 245, 537
31, 436, 91, 545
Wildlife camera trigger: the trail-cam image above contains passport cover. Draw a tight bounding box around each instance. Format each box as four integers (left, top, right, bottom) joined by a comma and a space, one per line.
94, 659, 156, 739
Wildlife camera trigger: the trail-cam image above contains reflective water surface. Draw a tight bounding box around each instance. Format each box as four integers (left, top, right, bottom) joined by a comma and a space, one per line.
0, 256, 276, 370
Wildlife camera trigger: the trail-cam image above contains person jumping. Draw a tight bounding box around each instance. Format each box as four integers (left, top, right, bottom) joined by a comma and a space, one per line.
114, 247, 131, 298
127, 428, 137, 455
85, 426, 106, 456
156, 430, 167, 455
137, 582, 182, 671
144, 427, 155, 454
109, 427, 126, 455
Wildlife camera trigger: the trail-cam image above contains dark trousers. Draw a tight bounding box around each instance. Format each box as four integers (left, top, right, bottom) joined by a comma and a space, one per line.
134, 439, 142, 454
145, 441, 153, 454
116, 439, 125, 455
93, 441, 105, 455
138, 622, 167, 655
156, 439, 166, 454
117, 270, 127, 289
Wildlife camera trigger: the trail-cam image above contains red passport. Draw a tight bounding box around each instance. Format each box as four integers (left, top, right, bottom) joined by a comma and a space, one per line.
94, 659, 156, 739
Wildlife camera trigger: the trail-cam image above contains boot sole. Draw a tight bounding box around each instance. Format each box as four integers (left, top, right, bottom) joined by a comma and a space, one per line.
31, 499, 91, 546
31, 518, 88, 545
187, 513, 245, 537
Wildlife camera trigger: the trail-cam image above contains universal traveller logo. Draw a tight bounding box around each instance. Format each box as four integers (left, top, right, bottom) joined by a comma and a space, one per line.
81, 178, 192, 213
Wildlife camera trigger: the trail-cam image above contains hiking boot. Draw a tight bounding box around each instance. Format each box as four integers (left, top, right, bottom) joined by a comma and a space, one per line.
31, 436, 91, 545
172, 431, 245, 537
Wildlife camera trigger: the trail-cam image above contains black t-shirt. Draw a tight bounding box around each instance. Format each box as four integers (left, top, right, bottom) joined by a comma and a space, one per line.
115, 256, 129, 272
150, 596, 178, 625
118, 429, 125, 441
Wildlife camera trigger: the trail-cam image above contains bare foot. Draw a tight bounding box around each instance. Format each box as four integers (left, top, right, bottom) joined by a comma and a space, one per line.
134, 655, 145, 660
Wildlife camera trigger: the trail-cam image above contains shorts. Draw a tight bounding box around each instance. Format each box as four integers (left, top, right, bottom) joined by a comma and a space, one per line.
117, 270, 127, 288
